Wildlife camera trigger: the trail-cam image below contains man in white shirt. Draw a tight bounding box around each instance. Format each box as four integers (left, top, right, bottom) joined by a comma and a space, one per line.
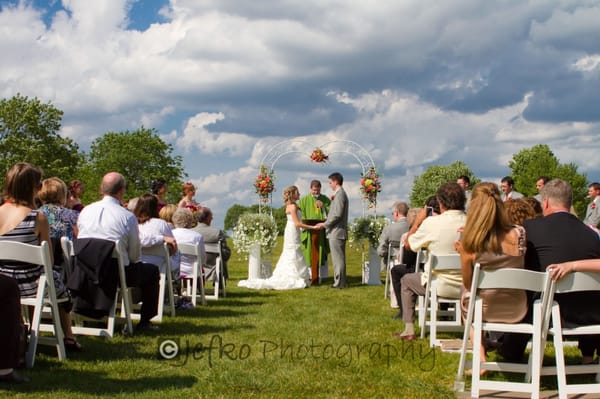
395, 182, 466, 340
77, 172, 160, 332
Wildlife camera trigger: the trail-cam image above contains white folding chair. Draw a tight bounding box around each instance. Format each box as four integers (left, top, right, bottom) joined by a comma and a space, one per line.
0, 240, 67, 368
140, 242, 176, 322
417, 253, 463, 347
455, 264, 552, 398
64, 238, 134, 338
204, 240, 226, 300
178, 242, 207, 307
384, 241, 401, 299
543, 271, 600, 399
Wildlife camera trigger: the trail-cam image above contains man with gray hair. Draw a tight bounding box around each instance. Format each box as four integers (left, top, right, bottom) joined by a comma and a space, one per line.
501, 179, 600, 362
192, 206, 231, 282
377, 201, 410, 267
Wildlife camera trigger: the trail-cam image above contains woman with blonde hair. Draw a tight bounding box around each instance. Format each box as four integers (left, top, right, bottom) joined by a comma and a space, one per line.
239, 185, 316, 290
455, 182, 528, 368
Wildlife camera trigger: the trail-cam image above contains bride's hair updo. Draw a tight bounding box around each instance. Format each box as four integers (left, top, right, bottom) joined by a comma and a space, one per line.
282, 186, 298, 204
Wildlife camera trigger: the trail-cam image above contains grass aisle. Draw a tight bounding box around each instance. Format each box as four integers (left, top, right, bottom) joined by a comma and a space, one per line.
4, 239, 460, 398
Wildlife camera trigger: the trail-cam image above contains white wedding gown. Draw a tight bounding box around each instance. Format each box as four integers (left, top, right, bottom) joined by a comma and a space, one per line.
238, 210, 310, 290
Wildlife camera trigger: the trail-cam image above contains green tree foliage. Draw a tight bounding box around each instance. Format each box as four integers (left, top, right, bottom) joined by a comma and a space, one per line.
409, 161, 479, 207
224, 203, 285, 235
83, 127, 185, 204
0, 94, 83, 184
508, 144, 588, 217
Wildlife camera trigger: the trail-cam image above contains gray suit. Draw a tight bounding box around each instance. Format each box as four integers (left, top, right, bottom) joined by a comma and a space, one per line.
377, 218, 410, 267
323, 187, 349, 288
192, 223, 231, 280
583, 199, 600, 228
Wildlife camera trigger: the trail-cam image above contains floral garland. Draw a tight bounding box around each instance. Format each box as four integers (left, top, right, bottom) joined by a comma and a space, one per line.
232, 213, 279, 256
348, 215, 389, 248
360, 166, 382, 208
310, 148, 329, 163
254, 165, 275, 203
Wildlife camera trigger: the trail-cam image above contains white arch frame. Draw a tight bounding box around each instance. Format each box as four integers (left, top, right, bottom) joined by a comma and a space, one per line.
257, 139, 379, 214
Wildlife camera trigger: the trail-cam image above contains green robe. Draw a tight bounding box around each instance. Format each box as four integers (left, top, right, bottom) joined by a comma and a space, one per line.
298, 194, 331, 266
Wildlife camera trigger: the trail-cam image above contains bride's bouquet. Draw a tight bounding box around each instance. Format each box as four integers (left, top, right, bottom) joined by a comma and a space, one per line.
233, 213, 279, 257
348, 215, 389, 249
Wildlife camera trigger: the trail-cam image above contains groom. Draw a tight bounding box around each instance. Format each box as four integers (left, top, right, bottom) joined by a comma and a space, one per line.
316, 172, 349, 289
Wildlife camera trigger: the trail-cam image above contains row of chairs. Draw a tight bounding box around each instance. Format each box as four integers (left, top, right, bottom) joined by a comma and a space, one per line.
1, 237, 224, 368
456, 263, 600, 399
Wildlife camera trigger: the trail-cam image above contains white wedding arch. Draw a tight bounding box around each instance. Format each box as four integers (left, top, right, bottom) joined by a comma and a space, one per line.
255, 139, 380, 214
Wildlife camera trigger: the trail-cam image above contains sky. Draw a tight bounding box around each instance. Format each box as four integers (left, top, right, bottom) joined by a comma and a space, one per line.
1, 0, 600, 228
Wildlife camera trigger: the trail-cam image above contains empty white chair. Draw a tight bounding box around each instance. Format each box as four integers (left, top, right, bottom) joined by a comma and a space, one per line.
544, 271, 600, 399
455, 264, 552, 398
0, 240, 66, 368
178, 241, 207, 306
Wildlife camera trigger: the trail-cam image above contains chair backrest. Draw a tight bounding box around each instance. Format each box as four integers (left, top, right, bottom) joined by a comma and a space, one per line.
178, 242, 201, 268
475, 265, 550, 293
429, 253, 461, 271
204, 240, 222, 265
551, 271, 600, 294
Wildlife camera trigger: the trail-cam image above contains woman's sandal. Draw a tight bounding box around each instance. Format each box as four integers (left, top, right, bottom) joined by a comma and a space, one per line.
63, 337, 82, 352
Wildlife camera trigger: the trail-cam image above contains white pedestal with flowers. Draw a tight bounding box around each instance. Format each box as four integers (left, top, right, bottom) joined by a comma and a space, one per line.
233, 213, 278, 280
349, 215, 389, 286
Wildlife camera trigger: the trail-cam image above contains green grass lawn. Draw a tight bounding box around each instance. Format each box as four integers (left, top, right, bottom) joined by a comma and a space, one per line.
1, 238, 589, 398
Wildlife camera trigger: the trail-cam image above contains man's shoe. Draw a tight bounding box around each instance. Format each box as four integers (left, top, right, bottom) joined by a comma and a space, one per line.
136, 322, 160, 333
0, 370, 29, 383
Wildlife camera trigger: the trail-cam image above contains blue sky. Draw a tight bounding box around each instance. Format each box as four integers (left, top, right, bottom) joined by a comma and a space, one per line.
2, 0, 600, 227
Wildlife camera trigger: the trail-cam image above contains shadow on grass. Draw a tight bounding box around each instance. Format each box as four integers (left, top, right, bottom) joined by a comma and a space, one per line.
6, 368, 197, 395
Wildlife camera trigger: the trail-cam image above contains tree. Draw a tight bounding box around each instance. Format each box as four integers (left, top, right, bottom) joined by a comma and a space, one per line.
224, 204, 285, 235
508, 145, 588, 217
83, 127, 185, 204
0, 94, 83, 184
409, 161, 479, 207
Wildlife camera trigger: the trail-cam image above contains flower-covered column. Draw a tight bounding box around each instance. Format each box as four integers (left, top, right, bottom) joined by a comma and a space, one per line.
233, 213, 279, 280
366, 245, 382, 285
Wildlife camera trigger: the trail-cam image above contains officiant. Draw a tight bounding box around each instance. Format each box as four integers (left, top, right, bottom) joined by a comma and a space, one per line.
298, 180, 331, 285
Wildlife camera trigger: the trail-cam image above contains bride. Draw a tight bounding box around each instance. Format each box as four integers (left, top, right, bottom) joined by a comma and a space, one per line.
238, 186, 316, 290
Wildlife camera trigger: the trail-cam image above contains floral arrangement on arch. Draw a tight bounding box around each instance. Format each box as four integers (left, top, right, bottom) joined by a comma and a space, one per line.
310, 147, 329, 163
348, 215, 389, 249
232, 213, 279, 257
254, 165, 275, 203
360, 166, 382, 208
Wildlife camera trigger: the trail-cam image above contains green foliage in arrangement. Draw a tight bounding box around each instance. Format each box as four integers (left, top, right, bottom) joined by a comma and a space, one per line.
232, 213, 279, 255
224, 204, 286, 235
348, 215, 389, 248
409, 161, 479, 207
82, 127, 185, 204
0, 93, 83, 184
508, 144, 588, 217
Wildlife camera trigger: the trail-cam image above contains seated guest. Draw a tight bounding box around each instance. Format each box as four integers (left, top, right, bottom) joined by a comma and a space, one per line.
501, 179, 600, 363
456, 182, 528, 366
522, 197, 543, 218
395, 183, 466, 340
192, 207, 231, 282
133, 194, 179, 277
0, 163, 81, 350
39, 177, 79, 241
77, 172, 160, 332
0, 274, 28, 383
159, 204, 178, 229
171, 208, 206, 278
504, 197, 536, 226
377, 201, 410, 271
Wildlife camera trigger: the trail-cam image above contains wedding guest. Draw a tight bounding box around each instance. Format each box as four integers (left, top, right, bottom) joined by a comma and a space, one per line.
522, 197, 543, 218
39, 177, 79, 241
193, 206, 231, 281
178, 182, 199, 209
500, 176, 523, 201
583, 182, 600, 228
455, 182, 528, 367
533, 176, 550, 202
151, 178, 168, 212
66, 179, 85, 212
0, 274, 28, 383
457, 175, 471, 209
133, 194, 178, 276
0, 162, 81, 351
77, 172, 160, 332
159, 204, 178, 228
172, 208, 206, 279
377, 201, 409, 271
396, 183, 466, 340
504, 197, 536, 226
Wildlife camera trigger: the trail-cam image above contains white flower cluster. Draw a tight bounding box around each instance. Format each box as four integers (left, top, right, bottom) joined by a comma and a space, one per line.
348, 215, 390, 248
232, 213, 279, 256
